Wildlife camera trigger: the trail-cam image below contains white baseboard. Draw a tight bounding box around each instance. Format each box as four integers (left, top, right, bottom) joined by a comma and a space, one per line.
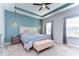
54, 40, 63, 44
67, 44, 79, 48
5, 42, 11, 45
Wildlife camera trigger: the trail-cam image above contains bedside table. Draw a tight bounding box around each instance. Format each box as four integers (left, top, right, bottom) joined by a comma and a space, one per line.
11, 36, 21, 45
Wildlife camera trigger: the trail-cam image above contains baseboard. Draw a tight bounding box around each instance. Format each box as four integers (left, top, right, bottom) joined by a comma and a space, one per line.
54, 40, 63, 44
5, 42, 11, 45
67, 44, 79, 48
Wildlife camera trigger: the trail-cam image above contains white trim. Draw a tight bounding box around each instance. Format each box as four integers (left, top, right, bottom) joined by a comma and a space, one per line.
67, 44, 79, 49
5, 42, 11, 45
43, 4, 79, 19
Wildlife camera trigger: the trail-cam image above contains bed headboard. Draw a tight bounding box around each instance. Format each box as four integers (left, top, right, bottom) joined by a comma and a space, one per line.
20, 26, 38, 34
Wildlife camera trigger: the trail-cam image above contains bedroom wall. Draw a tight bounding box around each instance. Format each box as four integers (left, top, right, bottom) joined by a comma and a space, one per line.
43, 5, 79, 43
5, 10, 42, 43
0, 6, 5, 47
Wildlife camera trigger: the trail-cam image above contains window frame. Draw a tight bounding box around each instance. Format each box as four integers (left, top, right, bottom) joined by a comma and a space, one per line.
45, 22, 52, 35
66, 15, 79, 38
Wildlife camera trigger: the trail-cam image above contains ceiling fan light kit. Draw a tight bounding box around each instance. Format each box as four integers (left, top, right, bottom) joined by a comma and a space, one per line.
42, 4, 46, 8
33, 3, 51, 11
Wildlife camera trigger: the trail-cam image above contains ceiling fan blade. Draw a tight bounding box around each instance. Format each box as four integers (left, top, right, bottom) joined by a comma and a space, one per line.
33, 3, 42, 5
45, 6, 50, 10
45, 3, 51, 5
39, 7, 42, 11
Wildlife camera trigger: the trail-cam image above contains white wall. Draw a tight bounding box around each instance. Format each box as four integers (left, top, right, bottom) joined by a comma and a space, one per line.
0, 5, 5, 47
43, 5, 79, 43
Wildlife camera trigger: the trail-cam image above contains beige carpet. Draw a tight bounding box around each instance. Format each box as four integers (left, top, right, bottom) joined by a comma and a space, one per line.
5, 43, 79, 56
0, 47, 7, 56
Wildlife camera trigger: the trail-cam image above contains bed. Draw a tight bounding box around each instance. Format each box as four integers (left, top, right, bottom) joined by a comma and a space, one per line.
20, 26, 51, 51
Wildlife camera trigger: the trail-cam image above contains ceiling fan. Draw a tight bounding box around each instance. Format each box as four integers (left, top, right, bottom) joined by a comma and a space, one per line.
33, 3, 51, 11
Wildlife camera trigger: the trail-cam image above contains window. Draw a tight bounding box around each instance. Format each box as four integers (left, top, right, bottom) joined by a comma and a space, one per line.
66, 16, 79, 37
46, 22, 51, 35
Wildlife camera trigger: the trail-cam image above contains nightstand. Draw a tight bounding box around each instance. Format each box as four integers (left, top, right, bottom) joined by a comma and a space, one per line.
11, 35, 21, 45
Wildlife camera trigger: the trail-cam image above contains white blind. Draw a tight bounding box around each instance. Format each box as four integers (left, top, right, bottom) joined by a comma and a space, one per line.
66, 16, 79, 37
46, 22, 51, 35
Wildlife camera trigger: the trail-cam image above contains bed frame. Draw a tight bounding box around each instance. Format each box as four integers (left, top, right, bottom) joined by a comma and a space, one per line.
20, 26, 52, 53
20, 26, 38, 52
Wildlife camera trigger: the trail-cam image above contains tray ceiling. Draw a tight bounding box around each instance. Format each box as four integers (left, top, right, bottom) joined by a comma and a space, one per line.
1, 3, 75, 19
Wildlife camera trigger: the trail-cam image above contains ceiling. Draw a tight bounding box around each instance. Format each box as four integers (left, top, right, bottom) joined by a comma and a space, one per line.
1, 3, 77, 19
16, 3, 66, 16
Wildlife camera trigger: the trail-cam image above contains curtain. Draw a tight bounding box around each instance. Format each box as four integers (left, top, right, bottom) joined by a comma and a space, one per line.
51, 21, 54, 40
63, 19, 67, 44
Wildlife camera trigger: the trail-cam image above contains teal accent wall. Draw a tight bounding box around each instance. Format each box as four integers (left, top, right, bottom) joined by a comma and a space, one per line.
5, 11, 42, 43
